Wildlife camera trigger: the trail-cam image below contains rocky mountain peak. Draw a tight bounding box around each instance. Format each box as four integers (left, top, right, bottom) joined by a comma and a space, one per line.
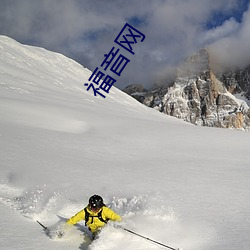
123, 49, 250, 130
177, 49, 210, 78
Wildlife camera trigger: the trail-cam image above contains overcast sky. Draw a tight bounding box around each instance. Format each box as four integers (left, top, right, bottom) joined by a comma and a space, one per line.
0, 0, 249, 89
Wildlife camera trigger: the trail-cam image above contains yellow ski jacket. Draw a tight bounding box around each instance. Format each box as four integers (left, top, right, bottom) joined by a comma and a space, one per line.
67, 206, 121, 233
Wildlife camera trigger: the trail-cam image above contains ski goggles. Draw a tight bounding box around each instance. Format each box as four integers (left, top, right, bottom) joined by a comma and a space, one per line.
89, 205, 101, 212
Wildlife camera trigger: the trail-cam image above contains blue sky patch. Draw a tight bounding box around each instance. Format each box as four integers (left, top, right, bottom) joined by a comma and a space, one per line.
206, 0, 249, 29
126, 15, 148, 27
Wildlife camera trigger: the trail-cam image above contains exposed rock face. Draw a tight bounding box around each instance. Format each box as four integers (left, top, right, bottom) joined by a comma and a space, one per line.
217, 66, 250, 99
123, 84, 147, 103
123, 84, 146, 95
124, 49, 250, 130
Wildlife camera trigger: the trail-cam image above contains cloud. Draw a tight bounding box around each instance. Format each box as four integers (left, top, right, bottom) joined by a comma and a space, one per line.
0, 0, 249, 88
200, 18, 240, 45
209, 4, 250, 69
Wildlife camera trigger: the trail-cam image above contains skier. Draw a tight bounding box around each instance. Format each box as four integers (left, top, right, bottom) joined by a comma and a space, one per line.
66, 194, 121, 239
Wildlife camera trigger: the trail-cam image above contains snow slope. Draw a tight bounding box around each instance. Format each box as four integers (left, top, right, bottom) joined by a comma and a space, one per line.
0, 35, 250, 250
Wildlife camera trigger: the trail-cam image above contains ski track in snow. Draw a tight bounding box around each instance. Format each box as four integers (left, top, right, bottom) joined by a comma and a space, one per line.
0, 99, 91, 134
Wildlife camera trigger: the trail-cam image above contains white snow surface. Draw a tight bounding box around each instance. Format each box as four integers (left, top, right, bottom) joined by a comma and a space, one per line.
0, 35, 250, 250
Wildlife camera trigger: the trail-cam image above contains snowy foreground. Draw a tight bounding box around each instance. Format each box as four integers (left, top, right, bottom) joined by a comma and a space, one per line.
0, 36, 250, 250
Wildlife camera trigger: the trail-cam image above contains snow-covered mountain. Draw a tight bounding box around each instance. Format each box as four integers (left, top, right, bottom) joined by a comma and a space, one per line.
0, 36, 250, 250
124, 49, 250, 130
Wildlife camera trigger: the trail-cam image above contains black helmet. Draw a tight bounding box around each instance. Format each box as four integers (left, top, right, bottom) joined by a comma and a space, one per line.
89, 195, 104, 210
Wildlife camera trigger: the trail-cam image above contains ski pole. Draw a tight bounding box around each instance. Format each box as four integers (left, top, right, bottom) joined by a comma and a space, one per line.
37, 220, 48, 231
122, 227, 180, 250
